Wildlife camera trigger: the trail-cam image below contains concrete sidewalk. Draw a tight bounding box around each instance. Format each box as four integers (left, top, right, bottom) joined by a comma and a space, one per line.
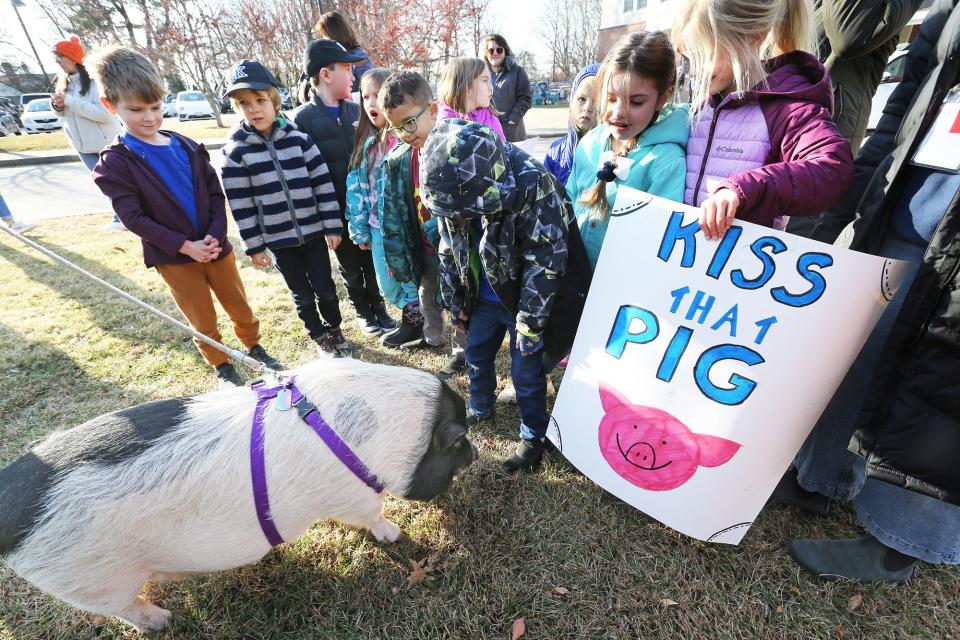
0, 107, 568, 168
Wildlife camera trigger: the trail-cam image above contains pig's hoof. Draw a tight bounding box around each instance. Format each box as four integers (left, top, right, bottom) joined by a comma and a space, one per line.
121, 598, 173, 633
371, 518, 402, 543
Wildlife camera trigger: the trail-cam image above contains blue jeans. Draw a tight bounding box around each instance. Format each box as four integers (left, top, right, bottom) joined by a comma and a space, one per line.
369, 225, 419, 310
795, 233, 960, 564
465, 298, 548, 441
0, 193, 11, 221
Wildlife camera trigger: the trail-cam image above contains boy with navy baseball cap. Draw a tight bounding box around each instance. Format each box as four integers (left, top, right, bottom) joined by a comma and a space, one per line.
220, 58, 350, 356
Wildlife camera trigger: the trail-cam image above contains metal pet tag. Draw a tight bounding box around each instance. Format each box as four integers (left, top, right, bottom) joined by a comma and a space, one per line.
275, 387, 292, 412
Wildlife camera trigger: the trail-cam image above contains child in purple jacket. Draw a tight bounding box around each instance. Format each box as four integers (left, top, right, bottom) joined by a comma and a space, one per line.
88, 46, 280, 387
672, 0, 854, 240
436, 58, 506, 141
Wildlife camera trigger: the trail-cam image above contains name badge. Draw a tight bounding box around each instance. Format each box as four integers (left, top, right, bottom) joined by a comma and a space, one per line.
912, 85, 960, 173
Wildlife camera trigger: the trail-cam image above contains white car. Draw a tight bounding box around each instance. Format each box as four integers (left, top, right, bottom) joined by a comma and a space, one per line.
176, 91, 214, 121
162, 94, 177, 118
866, 47, 910, 134
21, 98, 63, 134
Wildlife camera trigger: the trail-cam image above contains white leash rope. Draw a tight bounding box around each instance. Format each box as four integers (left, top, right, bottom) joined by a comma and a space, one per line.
1, 224, 274, 377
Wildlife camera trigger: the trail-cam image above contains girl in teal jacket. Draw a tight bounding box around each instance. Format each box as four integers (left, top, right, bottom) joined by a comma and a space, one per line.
565, 31, 689, 271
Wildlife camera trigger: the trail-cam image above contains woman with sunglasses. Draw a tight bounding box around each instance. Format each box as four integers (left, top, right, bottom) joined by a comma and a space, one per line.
482, 34, 532, 143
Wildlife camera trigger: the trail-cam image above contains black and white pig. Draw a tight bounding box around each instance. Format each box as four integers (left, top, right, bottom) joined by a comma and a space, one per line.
0, 357, 476, 633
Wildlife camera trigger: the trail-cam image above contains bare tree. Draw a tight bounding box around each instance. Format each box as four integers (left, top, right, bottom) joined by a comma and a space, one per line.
538, 0, 601, 80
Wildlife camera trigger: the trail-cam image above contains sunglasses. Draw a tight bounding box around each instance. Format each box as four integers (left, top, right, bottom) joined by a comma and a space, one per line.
487, 46, 504, 55
386, 104, 428, 135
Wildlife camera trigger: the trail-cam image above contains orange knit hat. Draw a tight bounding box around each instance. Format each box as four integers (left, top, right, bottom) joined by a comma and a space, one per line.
52, 35, 85, 65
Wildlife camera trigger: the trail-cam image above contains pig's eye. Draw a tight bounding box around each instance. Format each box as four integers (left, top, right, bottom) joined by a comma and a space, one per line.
633, 424, 637, 429
453, 440, 462, 449
661, 440, 667, 445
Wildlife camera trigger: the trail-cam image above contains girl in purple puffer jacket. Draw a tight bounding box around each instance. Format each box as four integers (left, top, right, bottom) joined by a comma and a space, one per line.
672, 0, 854, 240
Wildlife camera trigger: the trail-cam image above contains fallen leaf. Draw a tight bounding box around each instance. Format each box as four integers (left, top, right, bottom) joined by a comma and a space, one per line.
551, 586, 570, 596
834, 624, 845, 639
511, 617, 526, 640
442, 557, 460, 571
659, 598, 679, 607
848, 593, 864, 612
776, 605, 784, 614
406, 559, 427, 588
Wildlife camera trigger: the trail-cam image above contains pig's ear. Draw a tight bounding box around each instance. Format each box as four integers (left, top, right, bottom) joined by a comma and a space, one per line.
598, 383, 630, 413
696, 433, 741, 467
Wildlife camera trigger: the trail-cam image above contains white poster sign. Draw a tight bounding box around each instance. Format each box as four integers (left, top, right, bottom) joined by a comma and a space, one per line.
548, 187, 908, 544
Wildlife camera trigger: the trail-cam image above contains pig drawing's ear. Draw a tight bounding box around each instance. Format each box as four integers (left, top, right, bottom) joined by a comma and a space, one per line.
696, 433, 741, 467
598, 383, 630, 413
434, 420, 468, 451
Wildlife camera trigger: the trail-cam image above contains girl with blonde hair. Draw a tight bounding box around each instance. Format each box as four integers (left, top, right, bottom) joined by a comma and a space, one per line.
672, 0, 853, 239
436, 58, 505, 141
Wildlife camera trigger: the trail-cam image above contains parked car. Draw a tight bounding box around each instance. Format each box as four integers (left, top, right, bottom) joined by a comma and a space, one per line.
22, 98, 62, 133
218, 89, 233, 115
866, 46, 911, 134
279, 87, 293, 110
0, 110, 23, 136
0, 97, 23, 127
162, 94, 177, 118
175, 90, 215, 121
18, 93, 52, 115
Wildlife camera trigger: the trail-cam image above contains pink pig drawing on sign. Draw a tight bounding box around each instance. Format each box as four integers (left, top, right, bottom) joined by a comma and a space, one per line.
597, 384, 741, 491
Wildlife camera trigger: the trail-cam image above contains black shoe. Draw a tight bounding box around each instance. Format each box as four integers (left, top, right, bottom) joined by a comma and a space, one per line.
768, 467, 829, 514
328, 328, 352, 357
247, 344, 282, 371
381, 304, 425, 349
372, 302, 397, 331
356, 311, 383, 336
215, 363, 243, 387
313, 332, 341, 357
789, 535, 917, 583
465, 407, 495, 428
437, 352, 466, 380
503, 438, 547, 474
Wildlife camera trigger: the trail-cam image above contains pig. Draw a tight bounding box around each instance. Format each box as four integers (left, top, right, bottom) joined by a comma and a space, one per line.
0, 357, 477, 633
597, 383, 740, 491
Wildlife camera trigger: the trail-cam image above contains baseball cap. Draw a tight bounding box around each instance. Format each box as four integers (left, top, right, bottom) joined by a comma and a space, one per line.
304, 39, 367, 77
223, 59, 280, 97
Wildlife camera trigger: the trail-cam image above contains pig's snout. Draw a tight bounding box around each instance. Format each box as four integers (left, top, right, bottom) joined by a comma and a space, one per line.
617, 436, 672, 471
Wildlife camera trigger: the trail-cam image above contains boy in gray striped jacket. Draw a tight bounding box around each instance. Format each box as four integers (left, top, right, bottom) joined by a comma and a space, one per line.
220, 59, 350, 356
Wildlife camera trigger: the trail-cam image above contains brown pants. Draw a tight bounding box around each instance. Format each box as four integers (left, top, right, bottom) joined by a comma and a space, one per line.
155, 255, 260, 367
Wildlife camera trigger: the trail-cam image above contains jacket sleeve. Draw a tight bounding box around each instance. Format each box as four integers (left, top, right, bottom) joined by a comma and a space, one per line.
516, 179, 569, 336
63, 81, 115, 125
92, 153, 188, 259
199, 145, 228, 243
437, 218, 466, 316
811, 0, 947, 243
220, 147, 266, 255
301, 134, 343, 238
820, 0, 926, 61
720, 104, 854, 225
645, 149, 687, 204
345, 167, 372, 245
507, 66, 532, 124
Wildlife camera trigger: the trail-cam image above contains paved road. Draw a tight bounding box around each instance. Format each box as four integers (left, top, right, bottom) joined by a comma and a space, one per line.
1, 136, 559, 223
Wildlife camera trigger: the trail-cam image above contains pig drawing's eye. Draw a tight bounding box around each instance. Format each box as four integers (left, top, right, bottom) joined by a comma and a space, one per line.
633, 424, 638, 429
661, 440, 667, 445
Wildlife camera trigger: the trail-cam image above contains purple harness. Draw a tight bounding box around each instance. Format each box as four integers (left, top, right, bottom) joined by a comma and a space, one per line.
250, 377, 384, 547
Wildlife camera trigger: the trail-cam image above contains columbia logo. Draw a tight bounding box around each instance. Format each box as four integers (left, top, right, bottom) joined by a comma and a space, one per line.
717, 145, 744, 154
234, 65, 248, 80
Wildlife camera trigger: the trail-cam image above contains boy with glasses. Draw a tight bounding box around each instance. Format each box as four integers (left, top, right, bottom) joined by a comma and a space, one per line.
375, 71, 466, 377
293, 39, 395, 340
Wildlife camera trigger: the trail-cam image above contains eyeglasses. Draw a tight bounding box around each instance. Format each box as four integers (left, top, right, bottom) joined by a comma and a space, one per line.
387, 104, 428, 135
487, 46, 504, 55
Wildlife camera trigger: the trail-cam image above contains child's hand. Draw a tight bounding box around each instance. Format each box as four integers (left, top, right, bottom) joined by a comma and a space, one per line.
326, 236, 342, 251
699, 188, 741, 241
202, 235, 220, 247
179, 239, 221, 262
452, 311, 469, 334
251, 251, 272, 267
516, 332, 544, 356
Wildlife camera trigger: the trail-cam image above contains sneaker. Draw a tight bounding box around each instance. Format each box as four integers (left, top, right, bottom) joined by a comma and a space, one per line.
215, 363, 243, 388
101, 219, 127, 232
465, 407, 495, 428
496, 379, 555, 404
8, 221, 34, 234
328, 327, 352, 357
247, 344, 282, 371
558, 356, 569, 368
381, 303, 425, 349
356, 311, 382, 336
372, 302, 398, 331
503, 438, 547, 474
437, 352, 466, 380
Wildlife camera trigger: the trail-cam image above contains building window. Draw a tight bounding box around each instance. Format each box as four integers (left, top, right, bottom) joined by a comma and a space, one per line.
637, 0, 647, 8
623, 0, 634, 12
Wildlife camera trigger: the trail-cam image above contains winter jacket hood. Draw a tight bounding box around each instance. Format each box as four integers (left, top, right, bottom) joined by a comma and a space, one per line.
544, 63, 601, 185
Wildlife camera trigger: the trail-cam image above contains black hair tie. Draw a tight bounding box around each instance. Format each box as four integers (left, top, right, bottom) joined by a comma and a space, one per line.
596, 160, 617, 183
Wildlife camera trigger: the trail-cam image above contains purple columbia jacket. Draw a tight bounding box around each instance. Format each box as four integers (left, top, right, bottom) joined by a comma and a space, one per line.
685, 50, 854, 228
92, 132, 232, 267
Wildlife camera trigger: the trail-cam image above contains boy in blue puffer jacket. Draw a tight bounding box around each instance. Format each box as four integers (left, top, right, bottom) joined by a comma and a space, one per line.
219, 59, 349, 356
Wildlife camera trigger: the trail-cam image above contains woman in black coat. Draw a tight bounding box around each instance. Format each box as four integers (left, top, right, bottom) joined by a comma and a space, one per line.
774, 0, 960, 583
482, 34, 532, 143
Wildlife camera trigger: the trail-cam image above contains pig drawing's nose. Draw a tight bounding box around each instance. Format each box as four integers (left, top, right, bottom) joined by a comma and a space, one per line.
619, 439, 672, 471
